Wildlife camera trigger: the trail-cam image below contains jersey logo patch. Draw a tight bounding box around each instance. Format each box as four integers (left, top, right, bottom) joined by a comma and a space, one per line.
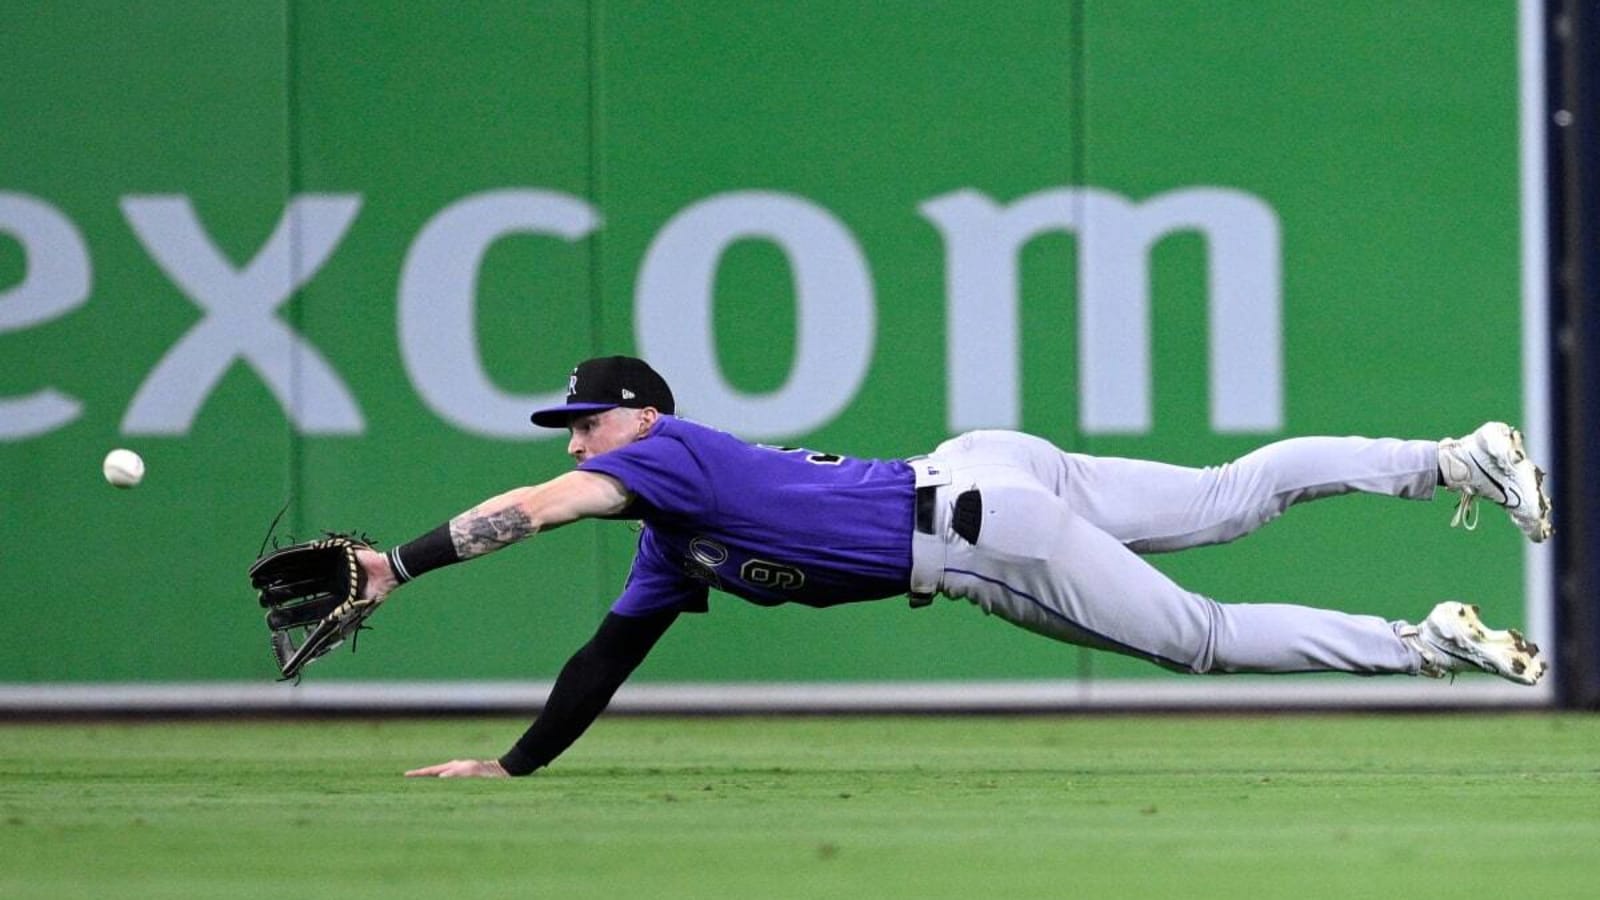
683, 537, 728, 589
689, 537, 729, 566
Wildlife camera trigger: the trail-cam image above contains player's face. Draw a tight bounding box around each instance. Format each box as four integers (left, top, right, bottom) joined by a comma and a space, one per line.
567, 407, 651, 463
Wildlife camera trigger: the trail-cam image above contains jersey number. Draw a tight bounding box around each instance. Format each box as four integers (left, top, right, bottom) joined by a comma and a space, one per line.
740, 559, 806, 590
764, 445, 845, 466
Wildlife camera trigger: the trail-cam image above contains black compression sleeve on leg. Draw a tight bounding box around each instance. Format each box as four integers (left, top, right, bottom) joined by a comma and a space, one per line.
498, 609, 678, 776
386, 523, 460, 584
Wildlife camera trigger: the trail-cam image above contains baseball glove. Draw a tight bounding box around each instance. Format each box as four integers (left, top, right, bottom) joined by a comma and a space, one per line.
249, 533, 382, 680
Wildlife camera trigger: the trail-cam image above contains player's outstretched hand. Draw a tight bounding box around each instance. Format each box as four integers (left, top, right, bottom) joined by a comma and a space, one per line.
405, 759, 509, 778
356, 547, 399, 601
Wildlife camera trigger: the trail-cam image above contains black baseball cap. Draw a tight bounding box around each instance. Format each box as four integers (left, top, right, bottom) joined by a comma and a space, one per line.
529, 356, 676, 428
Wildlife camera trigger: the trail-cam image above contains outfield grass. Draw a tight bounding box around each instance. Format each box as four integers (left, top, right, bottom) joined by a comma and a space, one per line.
0, 713, 1596, 899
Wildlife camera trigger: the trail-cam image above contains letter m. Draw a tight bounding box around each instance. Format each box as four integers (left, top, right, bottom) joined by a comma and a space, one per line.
921, 187, 1283, 434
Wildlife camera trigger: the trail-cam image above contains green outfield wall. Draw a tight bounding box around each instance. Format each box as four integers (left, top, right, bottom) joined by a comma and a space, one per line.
0, 2, 1550, 699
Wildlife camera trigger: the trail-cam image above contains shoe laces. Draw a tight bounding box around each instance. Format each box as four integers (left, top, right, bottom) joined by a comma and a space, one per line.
1450, 490, 1480, 531
1400, 624, 1453, 680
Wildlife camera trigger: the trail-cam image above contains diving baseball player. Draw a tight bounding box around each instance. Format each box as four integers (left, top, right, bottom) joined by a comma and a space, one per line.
346, 356, 1550, 778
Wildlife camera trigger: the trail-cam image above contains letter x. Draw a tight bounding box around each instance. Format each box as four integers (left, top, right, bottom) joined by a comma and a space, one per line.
119, 195, 364, 434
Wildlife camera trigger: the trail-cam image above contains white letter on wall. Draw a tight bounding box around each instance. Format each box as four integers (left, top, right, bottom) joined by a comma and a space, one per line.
0, 192, 91, 440
636, 191, 874, 440
120, 195, 364, 434
921, 186, 1281, 435
399, 189, 598, 439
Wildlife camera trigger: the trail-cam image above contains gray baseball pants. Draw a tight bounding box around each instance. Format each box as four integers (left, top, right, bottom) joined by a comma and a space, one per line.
908, 430, 1434, 674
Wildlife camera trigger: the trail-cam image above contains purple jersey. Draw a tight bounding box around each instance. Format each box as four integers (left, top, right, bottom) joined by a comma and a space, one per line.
577, 416, 916, 616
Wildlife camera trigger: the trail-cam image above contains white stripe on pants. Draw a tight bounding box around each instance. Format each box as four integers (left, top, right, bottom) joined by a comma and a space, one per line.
911, 430, 1436, 674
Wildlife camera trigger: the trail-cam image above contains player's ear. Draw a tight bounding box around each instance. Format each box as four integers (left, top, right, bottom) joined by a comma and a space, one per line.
635, 406, 659, 435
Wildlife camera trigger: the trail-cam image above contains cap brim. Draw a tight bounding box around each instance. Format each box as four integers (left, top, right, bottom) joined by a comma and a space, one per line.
529, 402, 619, 428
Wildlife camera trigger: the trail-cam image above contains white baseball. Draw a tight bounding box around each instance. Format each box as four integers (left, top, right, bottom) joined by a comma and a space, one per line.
102, 448, 145, 488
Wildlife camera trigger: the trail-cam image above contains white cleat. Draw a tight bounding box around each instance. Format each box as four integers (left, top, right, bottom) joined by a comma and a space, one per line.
1404, 601, 1547, 685
1438, 421, 1552, 542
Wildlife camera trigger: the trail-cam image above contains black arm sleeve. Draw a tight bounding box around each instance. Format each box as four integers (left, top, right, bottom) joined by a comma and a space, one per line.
497, 608, 678, 776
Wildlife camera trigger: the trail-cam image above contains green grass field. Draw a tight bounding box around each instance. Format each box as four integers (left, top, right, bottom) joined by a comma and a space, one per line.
2, 713, 1596, 899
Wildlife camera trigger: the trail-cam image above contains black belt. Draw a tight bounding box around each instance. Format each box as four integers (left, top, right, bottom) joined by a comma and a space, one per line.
909, 486, 981, 608
910, 485, 939, 607
915, 486, 982, 540
915, 484, 937, 534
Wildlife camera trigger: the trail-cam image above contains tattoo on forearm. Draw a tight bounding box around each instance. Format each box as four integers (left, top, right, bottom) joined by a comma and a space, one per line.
450, 507, 537, 558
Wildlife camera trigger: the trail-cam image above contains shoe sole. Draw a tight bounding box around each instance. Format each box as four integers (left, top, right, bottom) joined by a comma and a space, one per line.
1478, 424, 1553, 543
1429, 601, 1547, 686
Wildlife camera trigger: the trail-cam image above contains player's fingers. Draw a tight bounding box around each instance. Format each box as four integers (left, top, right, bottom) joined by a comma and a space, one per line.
404, 761, 458, 777
439, 760, 509, 778
406, 759, 505, 778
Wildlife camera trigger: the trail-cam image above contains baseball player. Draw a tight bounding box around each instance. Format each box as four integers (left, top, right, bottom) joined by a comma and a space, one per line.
371, 356, 1550, 778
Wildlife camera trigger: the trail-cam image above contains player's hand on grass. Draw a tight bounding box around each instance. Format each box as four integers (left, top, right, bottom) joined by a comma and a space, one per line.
405, 759, 509, 778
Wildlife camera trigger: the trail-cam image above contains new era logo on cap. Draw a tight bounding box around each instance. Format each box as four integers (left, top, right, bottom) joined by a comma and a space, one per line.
530, 356, 675, 428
